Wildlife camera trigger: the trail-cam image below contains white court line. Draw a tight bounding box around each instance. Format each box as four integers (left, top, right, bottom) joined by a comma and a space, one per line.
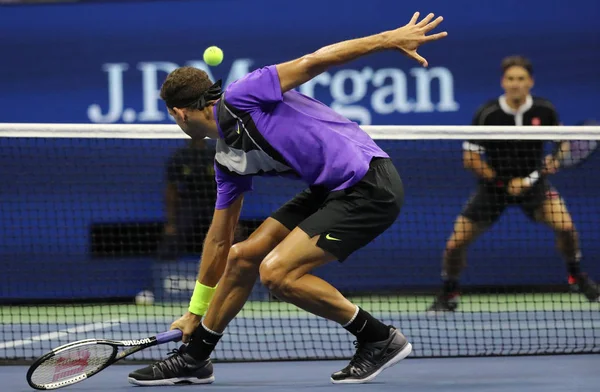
0, 318, 125, 349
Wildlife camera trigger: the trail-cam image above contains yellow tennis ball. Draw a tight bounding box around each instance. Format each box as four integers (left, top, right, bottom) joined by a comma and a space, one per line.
203, 46, 223, 66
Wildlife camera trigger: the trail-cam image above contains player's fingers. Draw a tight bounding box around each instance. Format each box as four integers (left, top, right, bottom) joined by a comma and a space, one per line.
170, 327, 190, 343
170, 321, 183, 333
170, 324, 191, 343
408, 12, 420, 25
423, 16, 445, 32
416, 13, 435, 27
424, 31, 448, 41
409, 51, 428, 67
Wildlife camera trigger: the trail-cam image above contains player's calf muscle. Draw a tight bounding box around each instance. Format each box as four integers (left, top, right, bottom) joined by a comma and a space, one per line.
555, 228, 579, 253
443, 250, 466, 278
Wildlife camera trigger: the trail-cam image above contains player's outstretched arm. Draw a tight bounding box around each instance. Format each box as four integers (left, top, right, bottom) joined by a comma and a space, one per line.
275, 12, 447, 93
197, 196, 243, 286
171, 196, 243, 343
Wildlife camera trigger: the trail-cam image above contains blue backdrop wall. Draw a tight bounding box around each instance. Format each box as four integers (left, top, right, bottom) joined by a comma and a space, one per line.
0, 0, 598, 300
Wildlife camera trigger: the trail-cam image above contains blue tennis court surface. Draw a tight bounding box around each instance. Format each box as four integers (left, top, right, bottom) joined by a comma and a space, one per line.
2, 299, 598, 390
2, 355, 599, 391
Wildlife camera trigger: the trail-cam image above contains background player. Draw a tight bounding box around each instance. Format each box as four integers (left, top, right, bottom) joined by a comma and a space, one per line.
128, 12, 447, 385
428, 56, 600, 312
159, 138, 216, 259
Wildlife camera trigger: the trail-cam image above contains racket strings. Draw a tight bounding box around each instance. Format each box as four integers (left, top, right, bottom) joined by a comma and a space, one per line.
563, 140, 597, 167
30, 344, 114, 385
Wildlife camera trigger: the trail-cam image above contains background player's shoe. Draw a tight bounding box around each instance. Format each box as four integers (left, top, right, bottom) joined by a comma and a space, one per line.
128, 345, 215, 386
427, 292, 460, 313
330, 327, 412, 384
568, 273, 600, 302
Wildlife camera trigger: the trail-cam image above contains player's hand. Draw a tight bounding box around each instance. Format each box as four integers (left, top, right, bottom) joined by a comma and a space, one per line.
542, 154, 560, 175
384, 12, 448, 67
170, 311, 202, 344
507, 178, 528, 197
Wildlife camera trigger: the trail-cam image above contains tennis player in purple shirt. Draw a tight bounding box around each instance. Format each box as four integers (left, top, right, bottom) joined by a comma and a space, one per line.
130, 12, 447, 385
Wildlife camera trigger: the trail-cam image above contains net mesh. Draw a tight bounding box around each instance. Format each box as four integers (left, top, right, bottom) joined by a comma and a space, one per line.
1, 124, 599, 362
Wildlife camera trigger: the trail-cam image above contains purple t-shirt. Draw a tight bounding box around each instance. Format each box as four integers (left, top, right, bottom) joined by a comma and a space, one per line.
212, 65, 388, 209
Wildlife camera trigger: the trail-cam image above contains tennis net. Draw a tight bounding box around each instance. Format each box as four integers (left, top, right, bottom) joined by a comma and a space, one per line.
1, 123, 599, 362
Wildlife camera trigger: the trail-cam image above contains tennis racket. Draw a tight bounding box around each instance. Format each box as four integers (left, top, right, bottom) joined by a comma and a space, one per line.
552, 140, 598, 170
523, 140, 598, 187
26, 329, 182, 390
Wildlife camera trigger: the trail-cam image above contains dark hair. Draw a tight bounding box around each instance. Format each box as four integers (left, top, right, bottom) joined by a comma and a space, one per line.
501, 55, 533, 76
160, 66, 214, 109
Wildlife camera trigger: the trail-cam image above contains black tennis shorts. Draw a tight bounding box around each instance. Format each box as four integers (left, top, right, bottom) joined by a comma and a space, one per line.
270, 158, 404, 262
461, 178, 558, 224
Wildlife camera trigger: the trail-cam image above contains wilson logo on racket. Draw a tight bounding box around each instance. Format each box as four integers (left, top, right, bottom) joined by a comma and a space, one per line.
52, 350, 91, 382
122, 338, 153, 346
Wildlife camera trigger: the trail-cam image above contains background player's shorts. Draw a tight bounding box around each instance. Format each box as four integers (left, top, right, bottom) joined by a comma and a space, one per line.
461, 178, 558, 224
270, 158, 404, 262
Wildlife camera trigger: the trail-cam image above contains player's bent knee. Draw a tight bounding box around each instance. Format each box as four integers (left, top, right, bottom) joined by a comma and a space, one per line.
223, 243, 263, 284
258, 260, 280, 290
445, 237, 468, 255
262, 276, 294, 299
259, 254, 291, 296
563, 224, 576, 235
556, 223, 577, 239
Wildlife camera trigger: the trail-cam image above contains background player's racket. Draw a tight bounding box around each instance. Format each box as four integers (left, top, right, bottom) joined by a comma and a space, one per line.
524, 140, 598, 187
552, 140, 598, 170
26, 329, 182, 390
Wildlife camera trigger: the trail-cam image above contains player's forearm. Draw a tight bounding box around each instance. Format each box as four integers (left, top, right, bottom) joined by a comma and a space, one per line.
463, 151, 496, 181
187, 227, 233, 318
277, 31, 397, 92
196, 230, 233, 287
554, 141, 571, 164
306, 33, 389, 72
195, 197, 244, 286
